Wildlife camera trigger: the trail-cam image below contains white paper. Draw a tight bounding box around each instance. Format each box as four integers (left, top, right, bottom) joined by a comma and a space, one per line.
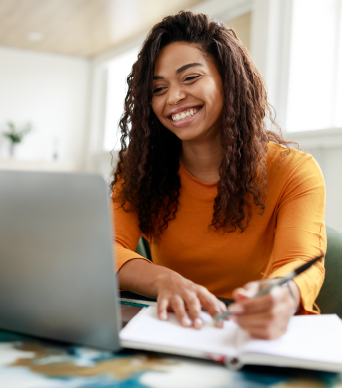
120, 306, 239, 357
239, 314, 342, 364
121, 307, 342, 370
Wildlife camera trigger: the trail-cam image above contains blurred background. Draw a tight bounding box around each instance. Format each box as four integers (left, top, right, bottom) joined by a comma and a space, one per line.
0, 0, 341, 232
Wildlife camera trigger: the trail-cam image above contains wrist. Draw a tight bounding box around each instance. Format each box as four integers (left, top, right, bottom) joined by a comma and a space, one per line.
154, 267, 176, 294
286, 280, 301, 310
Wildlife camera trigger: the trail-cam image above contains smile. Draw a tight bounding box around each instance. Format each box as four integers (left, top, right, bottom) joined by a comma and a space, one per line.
171, 107, 200, 122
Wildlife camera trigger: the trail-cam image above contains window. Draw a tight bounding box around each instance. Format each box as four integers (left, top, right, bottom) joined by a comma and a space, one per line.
286, 0, 342, 132
103, 47, 139, 151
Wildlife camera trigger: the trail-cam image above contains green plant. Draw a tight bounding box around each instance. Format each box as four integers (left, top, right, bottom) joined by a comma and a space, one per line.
3, 121, 33, 144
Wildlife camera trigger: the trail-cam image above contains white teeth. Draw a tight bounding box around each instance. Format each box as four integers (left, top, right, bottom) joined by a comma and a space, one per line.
171, 108, 200, 122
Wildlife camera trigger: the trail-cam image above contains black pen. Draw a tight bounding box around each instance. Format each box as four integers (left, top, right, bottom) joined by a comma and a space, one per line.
212, 255, 324, 324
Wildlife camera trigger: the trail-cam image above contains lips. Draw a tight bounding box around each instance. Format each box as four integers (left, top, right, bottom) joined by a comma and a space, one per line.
165, 104, 203, 117
171, 107, 200, 122
167, 106, 203, 128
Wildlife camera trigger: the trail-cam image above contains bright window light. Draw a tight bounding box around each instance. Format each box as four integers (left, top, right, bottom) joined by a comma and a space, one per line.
104, 47, 139, 151
286, 0, 342, 132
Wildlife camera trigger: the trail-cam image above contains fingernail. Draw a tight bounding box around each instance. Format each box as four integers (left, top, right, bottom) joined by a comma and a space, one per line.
181, 317, 191, 327
229, 304, 244, 313
271, 287, 281, 297
194, 317, 203, 329
160, 312, 167, 320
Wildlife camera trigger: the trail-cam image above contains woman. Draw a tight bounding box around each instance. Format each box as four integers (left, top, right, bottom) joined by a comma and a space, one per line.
111, 11, 326, 339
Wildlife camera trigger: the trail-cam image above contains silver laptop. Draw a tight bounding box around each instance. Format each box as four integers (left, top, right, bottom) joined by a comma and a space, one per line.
0, 170, 121, 351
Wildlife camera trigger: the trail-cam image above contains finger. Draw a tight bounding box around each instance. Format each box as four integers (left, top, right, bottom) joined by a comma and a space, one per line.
233, 282, 260, 301
170, 296, 192, 327
233, 307, 291, 334
247, 327, 274, 340
198, 288, 224, 317
157, 297, 169, 321
212, 301, 227, 328
233, 310, 280, 328
198, 290, 227, 329
248, 325, 287, 340
236, 287, 286, 313
232, 288, 249, 301
184, 294, 202, 329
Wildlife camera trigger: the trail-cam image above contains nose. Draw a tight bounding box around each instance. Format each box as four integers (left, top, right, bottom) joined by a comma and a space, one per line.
167, 84, 187, 105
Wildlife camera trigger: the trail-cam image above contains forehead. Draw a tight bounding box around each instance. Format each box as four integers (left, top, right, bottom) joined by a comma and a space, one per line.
154, 42, 209, 75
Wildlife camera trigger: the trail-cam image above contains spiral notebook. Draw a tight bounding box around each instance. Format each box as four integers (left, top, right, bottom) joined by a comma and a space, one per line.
120, 306, 342, 372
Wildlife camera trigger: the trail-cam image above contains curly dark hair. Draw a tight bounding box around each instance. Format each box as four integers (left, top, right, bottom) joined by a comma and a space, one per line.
111, 11, 295, 238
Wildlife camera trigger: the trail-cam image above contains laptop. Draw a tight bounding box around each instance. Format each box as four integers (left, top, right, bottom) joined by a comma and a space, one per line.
0, 170, 121, 351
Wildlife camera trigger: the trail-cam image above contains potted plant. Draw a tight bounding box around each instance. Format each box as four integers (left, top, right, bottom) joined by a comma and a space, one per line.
2, 121, 33, 157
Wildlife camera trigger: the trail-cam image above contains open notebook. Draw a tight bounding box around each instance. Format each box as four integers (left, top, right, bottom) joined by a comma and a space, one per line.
120, 306, 342, 372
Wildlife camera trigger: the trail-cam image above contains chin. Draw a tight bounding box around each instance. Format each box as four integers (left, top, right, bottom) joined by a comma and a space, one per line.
166, 125, 204, 142
171, 131, 201, 142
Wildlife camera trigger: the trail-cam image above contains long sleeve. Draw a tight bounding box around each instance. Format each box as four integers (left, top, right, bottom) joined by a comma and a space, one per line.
111, 190, 152, 272
110, 144, 326, 306
268, 154, 326, 313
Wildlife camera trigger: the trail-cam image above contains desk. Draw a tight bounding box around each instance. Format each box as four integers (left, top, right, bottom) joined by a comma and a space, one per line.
1, 301, 342, 388
1, 332, 342, 387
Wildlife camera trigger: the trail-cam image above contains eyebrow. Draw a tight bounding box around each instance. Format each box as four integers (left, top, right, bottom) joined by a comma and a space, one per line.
176, 62, 203, 74
153, 62, 204, 80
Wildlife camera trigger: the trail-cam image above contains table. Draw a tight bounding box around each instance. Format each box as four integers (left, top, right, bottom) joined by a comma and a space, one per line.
1, 307, 342, 388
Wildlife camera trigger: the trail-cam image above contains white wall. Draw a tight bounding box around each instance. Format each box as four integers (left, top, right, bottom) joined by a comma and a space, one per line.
288, 129, 342, 233
311, 147, 342, 234
0, 47, 90, 171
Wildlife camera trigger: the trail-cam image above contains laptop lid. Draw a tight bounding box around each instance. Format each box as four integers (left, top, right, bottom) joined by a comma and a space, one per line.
0, 170, 121, 351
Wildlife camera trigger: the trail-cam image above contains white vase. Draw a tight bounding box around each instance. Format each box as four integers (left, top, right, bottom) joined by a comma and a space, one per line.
9, 143, 19, 158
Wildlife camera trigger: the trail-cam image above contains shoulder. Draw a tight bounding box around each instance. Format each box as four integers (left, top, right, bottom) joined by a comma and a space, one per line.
266, 141, 322, 179
265, 142, 325, 204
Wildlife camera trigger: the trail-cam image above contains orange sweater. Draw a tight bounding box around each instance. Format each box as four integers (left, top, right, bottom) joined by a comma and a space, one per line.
113, 142, 326, 313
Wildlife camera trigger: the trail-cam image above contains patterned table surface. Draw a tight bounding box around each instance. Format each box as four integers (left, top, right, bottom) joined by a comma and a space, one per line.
1, 302, 342, 388
1, 329, 342, 388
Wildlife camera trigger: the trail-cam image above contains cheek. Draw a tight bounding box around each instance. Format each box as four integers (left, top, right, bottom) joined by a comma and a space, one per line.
193, 80, 223, 117
206, 82, 223, 111
152, 100, 166, 123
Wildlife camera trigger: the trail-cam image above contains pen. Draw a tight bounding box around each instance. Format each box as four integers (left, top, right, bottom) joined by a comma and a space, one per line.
212, 255, 324, 324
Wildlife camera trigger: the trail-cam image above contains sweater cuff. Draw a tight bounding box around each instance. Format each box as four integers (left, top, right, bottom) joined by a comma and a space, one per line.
269, 261, 324, 315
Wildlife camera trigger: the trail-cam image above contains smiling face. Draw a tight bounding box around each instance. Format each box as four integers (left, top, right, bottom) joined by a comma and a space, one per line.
151, 42, 224, 143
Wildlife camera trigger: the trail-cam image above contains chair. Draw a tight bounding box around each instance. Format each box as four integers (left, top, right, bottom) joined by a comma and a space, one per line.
315, 227, 342, 317
135, 236, 152, 262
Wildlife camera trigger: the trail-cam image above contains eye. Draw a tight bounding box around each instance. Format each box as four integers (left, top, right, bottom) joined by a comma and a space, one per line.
152, 87, 165, 94
184, 75, 200, 82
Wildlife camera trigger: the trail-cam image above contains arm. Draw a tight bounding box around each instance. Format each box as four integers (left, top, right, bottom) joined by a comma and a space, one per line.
269, 154, 326, 311
230, 154, 326, 338
112, 192, 226, 328
119, 259, 226, 328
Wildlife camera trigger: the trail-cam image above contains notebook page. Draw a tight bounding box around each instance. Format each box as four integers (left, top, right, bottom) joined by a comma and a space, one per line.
120, 306, 239, 357
239, 314, 342, 364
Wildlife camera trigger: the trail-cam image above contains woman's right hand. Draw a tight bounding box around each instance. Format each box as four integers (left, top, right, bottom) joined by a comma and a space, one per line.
155, 271, 226, 329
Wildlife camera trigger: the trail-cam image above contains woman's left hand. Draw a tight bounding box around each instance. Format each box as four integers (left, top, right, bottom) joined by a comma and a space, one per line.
230, 280, 300, 339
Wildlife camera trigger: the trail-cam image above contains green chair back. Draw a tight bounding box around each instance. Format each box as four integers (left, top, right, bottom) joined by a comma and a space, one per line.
135, 236, 152, 262
315, 227, 342, 317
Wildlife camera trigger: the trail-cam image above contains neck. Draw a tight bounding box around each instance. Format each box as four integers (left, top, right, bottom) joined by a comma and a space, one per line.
180, 133, 223, 183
